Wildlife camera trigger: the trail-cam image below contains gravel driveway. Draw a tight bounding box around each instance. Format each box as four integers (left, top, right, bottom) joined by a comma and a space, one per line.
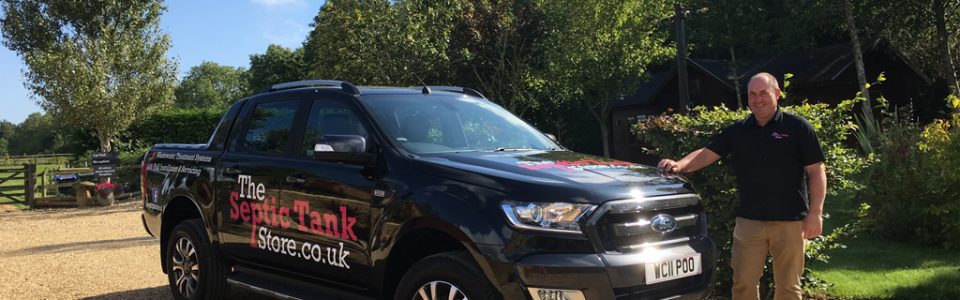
0, 200, 267, 299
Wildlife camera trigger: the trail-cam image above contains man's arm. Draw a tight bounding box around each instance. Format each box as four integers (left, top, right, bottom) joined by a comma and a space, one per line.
657, 148, 722, 174
802, 162, 827, 239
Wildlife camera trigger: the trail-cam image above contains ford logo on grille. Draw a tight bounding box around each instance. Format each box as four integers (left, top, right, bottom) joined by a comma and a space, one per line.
650, 214, 678, 233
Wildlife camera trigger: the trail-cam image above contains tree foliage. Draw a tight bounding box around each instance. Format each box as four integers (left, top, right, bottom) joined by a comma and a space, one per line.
175, 61, 248, 108
0, 0, 178, 152
247, 44, 306, 91
536, 0, 674, 157
853, 0, 960, 98
297, 0, 676, 155
3, 113, 85, 155
125, 107, 226, 148
447, 0, 547, 117
0, 120, 14, 156
303, 0, 460, 86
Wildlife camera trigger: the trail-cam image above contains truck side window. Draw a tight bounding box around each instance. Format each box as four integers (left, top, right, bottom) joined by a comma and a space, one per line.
301, 100, 369, 157
241, 100, 299, 154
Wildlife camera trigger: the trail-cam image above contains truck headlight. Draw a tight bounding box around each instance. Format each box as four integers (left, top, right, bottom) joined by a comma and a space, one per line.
501, 201, 596, 234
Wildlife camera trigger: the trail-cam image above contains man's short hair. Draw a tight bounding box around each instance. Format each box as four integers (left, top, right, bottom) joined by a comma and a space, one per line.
750, 72, 780, 90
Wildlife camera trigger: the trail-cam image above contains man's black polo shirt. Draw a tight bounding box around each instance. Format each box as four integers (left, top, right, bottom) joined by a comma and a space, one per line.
706, 108, 825, 221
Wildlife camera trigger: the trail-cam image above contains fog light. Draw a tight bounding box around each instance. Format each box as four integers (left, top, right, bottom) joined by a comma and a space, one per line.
528, 288, 586, 300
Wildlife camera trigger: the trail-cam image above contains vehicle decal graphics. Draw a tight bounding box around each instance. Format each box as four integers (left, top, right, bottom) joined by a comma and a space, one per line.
146, 152, 211, 176
256, 226, 351, 269
154, 152, 213, 162
146, 163, 202, 175
228, 174, 357, 268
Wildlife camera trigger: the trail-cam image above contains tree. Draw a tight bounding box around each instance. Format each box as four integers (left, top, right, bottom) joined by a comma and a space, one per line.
0, 120, 14, 155
537, 0, 674, 157
9, 113, 47, 154
1, 113, 86, 155
852, 0, 959, 109
841, 0, 873, 120
3, 112, 78, 155
448, 0, 547, 117
247, 44, 306, 91
0, 0, 177, 152
175, 61, 248, 108
303, 0, 460, 86
303, 0, 395, 85
933, 0, 960, 98
685, 0, 775, 108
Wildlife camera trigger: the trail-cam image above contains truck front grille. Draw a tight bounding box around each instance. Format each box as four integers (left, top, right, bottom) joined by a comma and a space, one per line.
584, 194, 704, 253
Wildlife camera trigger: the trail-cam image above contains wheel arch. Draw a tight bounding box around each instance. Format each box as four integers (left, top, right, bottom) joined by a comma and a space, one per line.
160, 195, 206, 273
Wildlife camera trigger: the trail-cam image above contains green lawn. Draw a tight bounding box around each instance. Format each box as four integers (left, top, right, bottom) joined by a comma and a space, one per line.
808, 192, 960, 299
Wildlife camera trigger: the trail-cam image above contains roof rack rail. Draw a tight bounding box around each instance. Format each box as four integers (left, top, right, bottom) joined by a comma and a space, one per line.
426, 86, 486, 98
260, 80, 360, 95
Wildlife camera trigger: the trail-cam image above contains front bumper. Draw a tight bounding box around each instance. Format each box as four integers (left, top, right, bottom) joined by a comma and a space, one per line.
513, 237, 715, 300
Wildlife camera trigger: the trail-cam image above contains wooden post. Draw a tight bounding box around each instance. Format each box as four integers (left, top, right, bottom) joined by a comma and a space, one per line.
24, 163, 36, 209
40, 170, 46, 198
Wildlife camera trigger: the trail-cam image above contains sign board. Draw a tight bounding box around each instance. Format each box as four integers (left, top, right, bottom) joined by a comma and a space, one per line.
92, 152, 118, 178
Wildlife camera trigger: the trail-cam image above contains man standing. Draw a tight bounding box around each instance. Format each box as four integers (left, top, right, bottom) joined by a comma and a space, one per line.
658, 72, 827, 300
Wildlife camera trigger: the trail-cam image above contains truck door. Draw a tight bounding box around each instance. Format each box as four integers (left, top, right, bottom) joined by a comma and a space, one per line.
217, 96, 308, 265
270, 95, 377, 287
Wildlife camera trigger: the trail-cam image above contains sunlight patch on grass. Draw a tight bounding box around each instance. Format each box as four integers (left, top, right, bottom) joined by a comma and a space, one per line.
809, 189, 960, 299
812, 265, 960, 299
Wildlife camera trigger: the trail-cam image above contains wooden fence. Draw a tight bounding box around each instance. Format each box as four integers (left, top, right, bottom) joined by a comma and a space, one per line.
0, 153, 73, 167
0, 163, 143, 209
0, 164, 36, 208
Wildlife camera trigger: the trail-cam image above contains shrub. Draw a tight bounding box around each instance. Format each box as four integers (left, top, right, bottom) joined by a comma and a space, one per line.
109, 107, 226, 193
861, 108, 960, 248
110, 147, 149, 194
917, 113, 960, 248
632, 99, 864, 295
125, 107, 227, 149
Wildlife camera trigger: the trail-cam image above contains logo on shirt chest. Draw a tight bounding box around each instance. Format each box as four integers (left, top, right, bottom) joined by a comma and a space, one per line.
771, 132, 790, 139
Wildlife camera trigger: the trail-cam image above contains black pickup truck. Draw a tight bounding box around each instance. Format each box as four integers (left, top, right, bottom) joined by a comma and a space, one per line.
141, 80, 715, 300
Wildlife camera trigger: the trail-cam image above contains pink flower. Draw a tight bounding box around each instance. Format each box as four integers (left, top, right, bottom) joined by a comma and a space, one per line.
95, 182, 116, 197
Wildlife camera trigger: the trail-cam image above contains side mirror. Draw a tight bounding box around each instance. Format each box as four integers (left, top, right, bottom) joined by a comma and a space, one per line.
313, 135, 373, 165
545, 133, 559, 143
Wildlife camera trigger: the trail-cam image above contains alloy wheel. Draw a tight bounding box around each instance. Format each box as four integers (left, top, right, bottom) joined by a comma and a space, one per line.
412, 280, 468, 300
171, 237, 199, 298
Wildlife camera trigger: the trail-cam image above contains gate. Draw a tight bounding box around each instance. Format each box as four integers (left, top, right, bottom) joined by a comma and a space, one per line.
0, 164, 36, 208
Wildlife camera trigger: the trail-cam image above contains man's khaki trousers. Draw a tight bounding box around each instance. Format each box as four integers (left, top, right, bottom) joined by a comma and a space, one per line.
731, 217, 804, 300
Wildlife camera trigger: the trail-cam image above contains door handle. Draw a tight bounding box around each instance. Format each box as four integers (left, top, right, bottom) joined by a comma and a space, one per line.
285, 175, 306, 184
224, 167, 242, 175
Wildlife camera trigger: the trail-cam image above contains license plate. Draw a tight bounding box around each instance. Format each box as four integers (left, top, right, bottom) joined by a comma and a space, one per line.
645, 253, 701, 284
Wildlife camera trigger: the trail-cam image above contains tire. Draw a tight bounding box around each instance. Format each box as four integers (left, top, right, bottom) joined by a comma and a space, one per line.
165, 219, 229, 300
394, 251, 501, 300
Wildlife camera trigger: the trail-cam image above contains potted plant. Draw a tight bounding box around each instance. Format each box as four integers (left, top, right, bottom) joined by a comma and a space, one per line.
95, 181, 116, 206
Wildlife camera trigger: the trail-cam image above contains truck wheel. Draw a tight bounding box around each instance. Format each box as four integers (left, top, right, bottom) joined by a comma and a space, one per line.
395, 251, 500, 300
166, 219, 229, 300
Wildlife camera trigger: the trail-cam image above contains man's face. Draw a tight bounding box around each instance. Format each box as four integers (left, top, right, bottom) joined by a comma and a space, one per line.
747, 78, 780, 121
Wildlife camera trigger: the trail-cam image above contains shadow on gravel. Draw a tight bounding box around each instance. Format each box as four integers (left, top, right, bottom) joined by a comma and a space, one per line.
81, 284, 273, 299
0, 201, 141, 221
80, 286, 171, 300
7, 236, 155, 256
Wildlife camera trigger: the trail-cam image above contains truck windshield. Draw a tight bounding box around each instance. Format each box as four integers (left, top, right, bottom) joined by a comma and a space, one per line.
359, 94, 560, 154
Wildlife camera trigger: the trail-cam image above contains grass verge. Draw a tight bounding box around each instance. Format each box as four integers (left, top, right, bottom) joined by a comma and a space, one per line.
809, 191, 960, 299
